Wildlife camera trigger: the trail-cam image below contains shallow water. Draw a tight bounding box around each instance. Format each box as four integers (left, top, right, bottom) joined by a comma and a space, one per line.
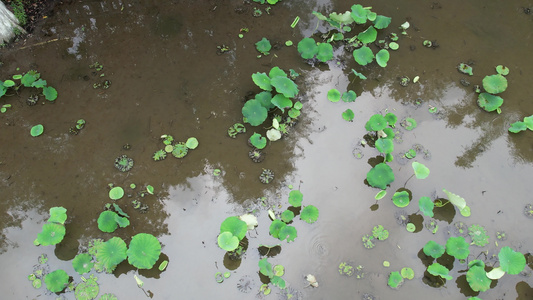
1, 0, 532, 299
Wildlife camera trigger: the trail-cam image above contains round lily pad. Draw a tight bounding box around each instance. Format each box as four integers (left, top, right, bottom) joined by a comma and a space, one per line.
392, 191, 410, 208
185, 137, 199, 149
127, 233, 162, 269
342, 109, 355, 122
376, 49, 390, 68
288, 190, 303, 207
366, 163, 395, 189
242, 99, 268, 126
327, 89, 341, 102
300, 205, 319, 224
94, 237, 127, 273
446, 236, 470, 259
37, 223, 66, 246
423, 240, 445, 259
72, 253, 94, 275
280, 210, 295, 223
44, 269, 69, 293
30, 124, 44, 137
316, 42, 333, 62
249, 133, 267, 149
97, 211, 119, 233
220, 216, 248, 240
109, 187, 124, 200
172, 143, 188, 158
366, 114, 388, 131
466, 265, 491, 292
353, 46, 374, 66
427, 262, 452, 280
342, 90, 357, 102
388, 271, 403, 288
498, 246, 526, 275
218, 232, 239, 251
482, 74, 507, 94
412, 161, 430, 179
477, 92, 504, 112
401, 267, 414, 280
75, 275, 99, 300
297, 37, 318, 59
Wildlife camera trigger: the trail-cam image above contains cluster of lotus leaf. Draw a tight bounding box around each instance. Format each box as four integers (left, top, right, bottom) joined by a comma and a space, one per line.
217, 215, 257, 252
1, 69, 58, 101
364, 113, 398, 189
477, 65, 509, 113
387, 267, 414, 289
36, 207, 68, 246
153, 134, 199, 161
258, 258, 286, 289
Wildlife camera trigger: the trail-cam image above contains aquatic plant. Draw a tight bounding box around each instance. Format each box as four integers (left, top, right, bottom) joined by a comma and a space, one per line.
44, 269, 69, 293
109, 186, 124, 200
366, 163, 395, 189
419, 197, 434, 217
445, 236, 470, 259
94, 237, 127, 273
338, 262, 355, 276
498, 246, 526, 275
353, 46, 374, 66
171, 142, 188, 158
466, 260, 491, 292
387, 271, 403, 288
127, 233, 162, 269
72, 253, 94, 275
228, 123, 246, 138
457, 63, 474, 76
185, 137, 199, 149
30, 124, 44, 137
97, 211, 129, 233
153, 149, 167, 161
242, 99, 268, 126
362, 234, 375, 249
477, 93, 503, 112
249, 132, 267, 149
258, 258, 286, 289
300, 205, 319, 224
482, 74, 507, 94
468, 224, 489, 247
372, 225, 389, 241
218, 216, 248, 252
392, 191, 410, 208
0, 70, 58, 102
259, 168, 274, 183
423, 240, 445, 259
288, 190, 303, 207
412, 162, 430, 179
75, 274, 99, 300
375, 138, 394, 154
280, 210, 294, 223
342, 90, 357, 102
341, 109, 355, 121
114, 155, 134, 172
255, 37, 271, 55
427, 262, 452, 280
327, 89, 341, 102
508, 115, 533, 133
401, 267, 414, 280
36, 207, 67, 246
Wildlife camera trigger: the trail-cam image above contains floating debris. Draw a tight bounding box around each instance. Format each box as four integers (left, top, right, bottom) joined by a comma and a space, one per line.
114, 155, 134, 172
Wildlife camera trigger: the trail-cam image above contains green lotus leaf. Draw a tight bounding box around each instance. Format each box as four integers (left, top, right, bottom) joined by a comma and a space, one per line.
316, 42, 333, 62
329, 11, 353, 25
423, 240, 445, 259
419, 197, 434, 217
271, 94, 293, 112
31, 78, 47, 88
47, 206, 67, 224
268, 66, 287, 79
278, 225, 297, 242
109, 187, 124, 200
482, 74, 507, 94
30, 124, 44, 137
375, 190, 387, 200
496, 65, 509, 76
353, 46, 374, 66
21, 71, 40, 87
242, 99, 268, 126
300, 205, 319, 224
403, 117, 417, 130
127, 233, 162, 269
392, 190, 410, 208
32, 278, 42, 289
401, 267, 414, 280
351, 69, 367, 80
44, 269, 69, 293
255, 37, 272, 55
458, 63, 474, 76
466, 265, 491, 292
366, 114, 388, 131
350, 4, 369, 24
43, 86, 58, 101
271, 275, 286, 289
366, 163, 395, 189
280, 210, 295, 223
376, 138, 394, 154
72, 253, 94, 275
115, 215, 130, 228
217, 232, 239, 251
75, 275, 99, 300
358, 26, 377, 44
273, 264, 284, 277
523, 115, 533, 130
271, 77, 298, 98
250, 133, 267, 149
288, 107, 301, 118
185, 137, 199, 149
486, 266, 506, 280
381, 128, 395, 140
372, 225, 389, 241
293, 101, 303, 110
251, 72, 272, 91
427, 263, 452, 280
509, 121, 526, 133
442, 189, 467, 210
288, 190, 303, 207
384, 113, 397, 127
375, 49, 390, 68
389, 42, 399, 50
37, 223, 66, 246
498, 246, 526, 275
258, 258, 274, 277
342, 90, 357, 102
327, 89, 341, 102
95, 237, 127, 273
159, 260, 168, 271
255, 91, 274, 109
477, 92, 503, 112
446, 236, 470, 259
297, 37, 318, 59
469, 259, 485, 269
412, 162, 430, 179
388, 271, 403, 288
468, 224, 489, 247
220, 216, 248, 240
269, 219, 286, 239
97, 211, 119, 233
342, 109, 355, 122
373, 15, 391, 29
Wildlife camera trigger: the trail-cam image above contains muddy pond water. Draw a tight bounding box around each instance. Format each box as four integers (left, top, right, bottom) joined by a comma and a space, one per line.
1, 0, 532, 299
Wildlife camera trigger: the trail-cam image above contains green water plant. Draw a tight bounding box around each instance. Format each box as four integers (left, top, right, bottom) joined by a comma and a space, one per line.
427, 262, 452, 280
457, 63, 473, 76
498, 246, 526, 275
412, 162, 430, 179
366, 163, 395, 189
94, 237, 128, 273
466, 260, 491, 292
36, 207, 67, 246
75, 274, 99, 300
258, 258, 286, 289
0, 70, 58, 103
419, 196, 435, 217
423, 240, 445, 259
392, 190, 410, 208
44, 269, 69, 293
256, 37, 272, 55
300, 205, 319, 224
127, 233, 162, 269
388, 271, 403, 288
114, 155, 133, 172
249, 132, 267, 149
30, 124, 44, 137
97, 210, 130, 233
508, 115, 533, 133
218, 216, 248, 251
72, 253, 94, 275
372, 225, 389, 241
468, 224, 489, 247
445, 236, 470, 259
228, 123, 246, 138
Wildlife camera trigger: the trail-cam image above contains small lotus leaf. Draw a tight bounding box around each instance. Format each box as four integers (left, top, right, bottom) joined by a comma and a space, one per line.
392, 191, 410, 208
401, 267, 414, 280
109, 187, 124, 200
366, 163, 395, 189
329, 11, 353, 25
375, 138, 394, 154
316, 43, 333, 62
412, 162, 430, 179
21, 70, 39, 87
266, 128, 281, 141
327, 89, 341, 102
466, 265, 491, 292
258, 258, 274, 277
372, 225, 389, 241
250, 133, 267, 149
423, 240, 445, 258
482, 74, 507, 94
342, 109, 355, 122
300, 205, 319, 224
498, 246, 526, 275
31, 79, 46, 88
486, 266, 506, 280
496, 65, 509, 76
252, 72, 272, 91
269, 66, 287, 79
269, 219, 286, 239
278, 225, 297, 242
384, 113, 397, 127
468, 224, 489, 247
427, 263, 452, 280
388, 271, 403, 288
97, 211, 119, 233
288, 190, 303, 207
271, 77, 298, 98
255, 37, 272, 55
75, 275, 99, 300
47, 207, 67, 224
185, 137, 199, 149
43, 86, 58, 101
477, 93, 503, 112
95, 237, 127, 273
353, 46, 374, 66
44, 269, 69, 293
220, 216, 248, 240
127, 233, 162, 269
72, 253, 94, 275
446, 236, 470, 259
376, 49, 390, 67
442, 189, 467, 210
389, 42, 399, 50
524, 115, 533, 130
242, 99, 268, 126
373, 15, 391, 29
32, 278, 42, 288
271, 276, 286, 289
509, 121, 526, 133
297, 37, 318, 59
358, 26, 377, 44
271, 94, 293, 112
342, 90, 357, 102
350, 4, 369, 24
255, 91, 274, 109
217, 232, 239, 251
403, 118, 417, 130
273, 264, 284, 277
366, 114, 388, 131
30, 124, 44, 137
37, 223, 66, 246
419, 197, 434, 217
281, 210, 295, 223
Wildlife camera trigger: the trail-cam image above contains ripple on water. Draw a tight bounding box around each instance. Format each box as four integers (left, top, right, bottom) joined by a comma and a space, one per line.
308, 234, 329, 258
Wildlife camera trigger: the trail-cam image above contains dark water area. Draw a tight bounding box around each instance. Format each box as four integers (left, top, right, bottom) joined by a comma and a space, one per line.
0, 0, 532, 299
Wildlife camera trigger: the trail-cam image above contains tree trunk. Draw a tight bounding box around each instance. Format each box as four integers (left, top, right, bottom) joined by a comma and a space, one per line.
0, 2, 25, 44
